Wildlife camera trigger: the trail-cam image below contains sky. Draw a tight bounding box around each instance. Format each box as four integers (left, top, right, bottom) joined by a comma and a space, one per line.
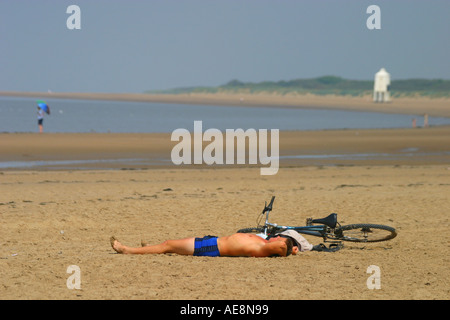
1, 0, 449, 93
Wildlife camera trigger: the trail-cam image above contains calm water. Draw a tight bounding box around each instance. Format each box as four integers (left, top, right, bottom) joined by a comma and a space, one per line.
1, 96, 449, 133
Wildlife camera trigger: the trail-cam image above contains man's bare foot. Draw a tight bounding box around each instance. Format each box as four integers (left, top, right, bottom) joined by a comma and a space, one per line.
110, 236, 127, 254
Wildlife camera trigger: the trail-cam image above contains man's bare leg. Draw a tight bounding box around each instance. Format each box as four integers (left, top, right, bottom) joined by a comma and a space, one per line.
110, 236, 195, 255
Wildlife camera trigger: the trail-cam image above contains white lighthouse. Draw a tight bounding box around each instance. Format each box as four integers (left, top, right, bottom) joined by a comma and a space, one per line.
373, 68, 391, 102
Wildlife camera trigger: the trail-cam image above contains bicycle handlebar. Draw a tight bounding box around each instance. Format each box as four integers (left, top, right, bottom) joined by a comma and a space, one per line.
262, 196, 275, 213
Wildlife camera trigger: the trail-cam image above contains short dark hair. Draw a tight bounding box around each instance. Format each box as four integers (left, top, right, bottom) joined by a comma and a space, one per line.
283, 237, 294, 257
267, 235, 295, 257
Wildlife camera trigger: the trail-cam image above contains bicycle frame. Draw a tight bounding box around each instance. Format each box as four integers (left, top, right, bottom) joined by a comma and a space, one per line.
261, 210, 329, 239
250, 196, 397, 243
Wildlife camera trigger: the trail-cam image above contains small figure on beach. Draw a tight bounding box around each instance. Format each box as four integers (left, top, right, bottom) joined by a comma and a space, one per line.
111, 232, 300, 257
37, 106, 44, 133
36, 101, 50, 133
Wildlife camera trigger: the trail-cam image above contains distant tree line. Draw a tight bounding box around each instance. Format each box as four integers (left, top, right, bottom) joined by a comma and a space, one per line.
147, 76, 450, 97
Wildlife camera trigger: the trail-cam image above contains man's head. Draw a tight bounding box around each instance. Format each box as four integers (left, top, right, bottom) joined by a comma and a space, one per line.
277, 230, 313, 252
282, 236, 294, 256
267, 235, 299, 256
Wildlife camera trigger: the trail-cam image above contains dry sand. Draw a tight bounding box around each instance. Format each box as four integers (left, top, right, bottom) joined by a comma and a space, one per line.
0, 166, 449, 300
1, 127, 449, 300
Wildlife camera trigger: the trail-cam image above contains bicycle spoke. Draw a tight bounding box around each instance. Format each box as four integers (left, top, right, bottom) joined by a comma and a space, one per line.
337, 224, 397, 242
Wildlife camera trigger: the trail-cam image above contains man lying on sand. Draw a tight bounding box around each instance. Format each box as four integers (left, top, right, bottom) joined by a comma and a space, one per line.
110, 230, 310, 257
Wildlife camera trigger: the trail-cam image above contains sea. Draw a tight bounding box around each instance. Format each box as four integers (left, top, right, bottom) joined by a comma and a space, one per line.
1, 96, 449, 133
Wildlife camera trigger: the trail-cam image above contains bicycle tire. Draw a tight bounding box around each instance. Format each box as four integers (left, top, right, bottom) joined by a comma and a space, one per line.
333, 223, 397, 242
237, 227, 266, 234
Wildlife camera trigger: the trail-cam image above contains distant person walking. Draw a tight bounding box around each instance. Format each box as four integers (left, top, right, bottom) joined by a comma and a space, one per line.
37, 106, 44, 133
36, 101, 50, 133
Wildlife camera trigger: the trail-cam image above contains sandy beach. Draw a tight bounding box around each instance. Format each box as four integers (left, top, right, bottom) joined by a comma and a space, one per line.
1, 127, 449, 300
1, 165, 449, 300
1, 93, 449, 300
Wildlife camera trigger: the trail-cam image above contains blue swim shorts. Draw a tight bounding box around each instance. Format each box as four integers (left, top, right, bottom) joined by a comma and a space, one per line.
193, 235, 220, 257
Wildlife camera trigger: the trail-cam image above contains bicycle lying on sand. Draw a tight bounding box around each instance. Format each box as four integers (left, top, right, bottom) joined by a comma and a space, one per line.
237, 196, 397, 243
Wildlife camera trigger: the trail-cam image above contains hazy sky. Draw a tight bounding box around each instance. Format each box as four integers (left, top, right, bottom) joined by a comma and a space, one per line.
1, 0, 449, 93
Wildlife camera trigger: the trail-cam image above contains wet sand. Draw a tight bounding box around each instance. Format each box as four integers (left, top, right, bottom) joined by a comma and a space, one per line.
0, 125, 449, 300
0, 126, 449, 169
1, 91, 450, 117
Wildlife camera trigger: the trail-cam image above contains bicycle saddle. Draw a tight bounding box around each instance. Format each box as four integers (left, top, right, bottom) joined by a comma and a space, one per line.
311, 213, 337, 228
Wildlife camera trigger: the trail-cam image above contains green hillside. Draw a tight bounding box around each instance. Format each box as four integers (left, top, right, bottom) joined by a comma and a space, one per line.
148, 76, 450, 98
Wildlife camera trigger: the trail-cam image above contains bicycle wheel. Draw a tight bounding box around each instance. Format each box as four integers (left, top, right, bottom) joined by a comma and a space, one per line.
333, 224, 397, 242
237, 227, 265, 234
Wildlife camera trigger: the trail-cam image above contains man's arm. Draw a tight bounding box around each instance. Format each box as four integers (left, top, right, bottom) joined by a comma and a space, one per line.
250, 241, 288, 257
